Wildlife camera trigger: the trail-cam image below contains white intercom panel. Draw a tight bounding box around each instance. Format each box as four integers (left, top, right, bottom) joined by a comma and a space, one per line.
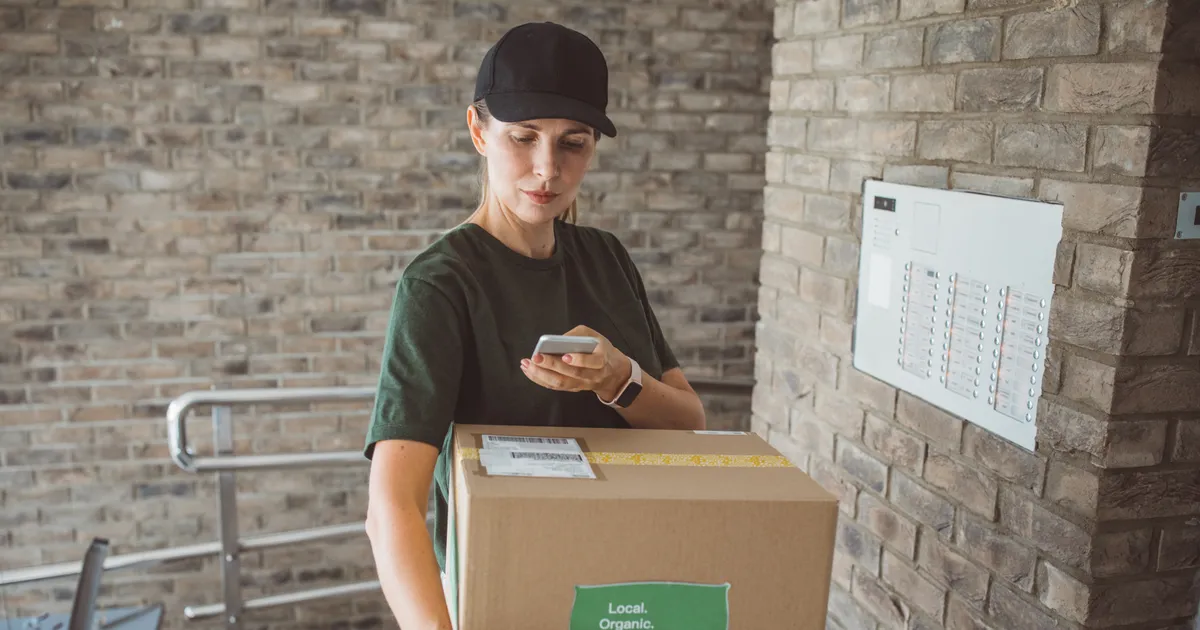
852, 181, 1064, 451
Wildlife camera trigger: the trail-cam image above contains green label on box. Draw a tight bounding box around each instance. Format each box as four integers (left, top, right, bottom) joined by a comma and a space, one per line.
569, 582, 730, 630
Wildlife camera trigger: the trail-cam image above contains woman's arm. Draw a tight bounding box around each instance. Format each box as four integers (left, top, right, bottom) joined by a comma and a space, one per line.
365, 440, 452, 630
602, 364, 706, 431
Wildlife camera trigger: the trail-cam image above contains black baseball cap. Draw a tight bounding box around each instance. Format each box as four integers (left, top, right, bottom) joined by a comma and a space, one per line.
474, 22, 618, 138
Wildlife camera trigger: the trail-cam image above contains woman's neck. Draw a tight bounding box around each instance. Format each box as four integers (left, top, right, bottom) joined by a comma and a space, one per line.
467, 200, 557, 260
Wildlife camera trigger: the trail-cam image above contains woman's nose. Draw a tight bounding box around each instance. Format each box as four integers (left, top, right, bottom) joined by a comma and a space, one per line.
533, 144, 560, 179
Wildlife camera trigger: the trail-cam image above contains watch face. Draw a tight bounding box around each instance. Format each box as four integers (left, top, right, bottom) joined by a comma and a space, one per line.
616, 381, 643, 408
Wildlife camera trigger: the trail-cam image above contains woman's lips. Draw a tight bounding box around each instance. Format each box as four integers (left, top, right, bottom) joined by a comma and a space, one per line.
523, 190, 558, 205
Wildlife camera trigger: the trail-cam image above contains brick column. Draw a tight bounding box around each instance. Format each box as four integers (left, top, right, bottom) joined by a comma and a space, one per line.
757, 0, 1200, 628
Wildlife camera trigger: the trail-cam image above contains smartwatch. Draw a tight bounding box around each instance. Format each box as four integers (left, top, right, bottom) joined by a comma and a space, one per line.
598, 358, 642, 408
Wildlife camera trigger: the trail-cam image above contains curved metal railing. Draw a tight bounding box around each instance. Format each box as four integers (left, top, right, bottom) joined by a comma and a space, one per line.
166, 386, 377, 474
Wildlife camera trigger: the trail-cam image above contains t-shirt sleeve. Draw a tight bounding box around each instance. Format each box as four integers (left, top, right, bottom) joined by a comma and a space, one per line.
614, 236, 680, 374
363, 276, 465, 460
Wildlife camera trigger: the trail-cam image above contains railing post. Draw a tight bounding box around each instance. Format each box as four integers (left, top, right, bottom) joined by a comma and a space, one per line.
213, 401, 243, 629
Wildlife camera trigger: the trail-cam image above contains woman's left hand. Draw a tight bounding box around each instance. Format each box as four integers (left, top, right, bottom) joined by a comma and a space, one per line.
520, 325, 631, 401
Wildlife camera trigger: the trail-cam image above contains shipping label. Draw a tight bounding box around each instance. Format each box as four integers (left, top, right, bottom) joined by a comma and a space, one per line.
481, 434, 584, 452
478, 434, 595, 479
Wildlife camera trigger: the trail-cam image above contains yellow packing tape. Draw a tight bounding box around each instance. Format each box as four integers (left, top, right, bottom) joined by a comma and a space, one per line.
459, 448, 794, 468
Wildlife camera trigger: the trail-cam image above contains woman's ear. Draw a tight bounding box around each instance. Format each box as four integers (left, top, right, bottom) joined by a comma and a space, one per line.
466, 106, 487, 156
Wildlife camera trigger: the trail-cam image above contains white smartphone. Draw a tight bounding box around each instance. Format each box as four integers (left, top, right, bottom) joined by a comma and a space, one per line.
532, 334, 600, 356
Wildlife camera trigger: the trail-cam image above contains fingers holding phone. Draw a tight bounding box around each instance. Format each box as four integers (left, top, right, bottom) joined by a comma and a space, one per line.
521, 326, 628, 396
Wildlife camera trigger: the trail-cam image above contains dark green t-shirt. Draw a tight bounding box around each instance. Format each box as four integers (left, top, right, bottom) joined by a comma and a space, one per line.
362, 218, 680, 570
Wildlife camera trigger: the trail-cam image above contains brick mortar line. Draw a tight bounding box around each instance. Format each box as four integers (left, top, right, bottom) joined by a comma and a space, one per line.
766, 151, 1189, 193
767, 111, 1165, 124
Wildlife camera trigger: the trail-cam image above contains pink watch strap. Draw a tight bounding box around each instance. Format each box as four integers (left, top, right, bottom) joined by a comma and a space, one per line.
598, 358, 641, 407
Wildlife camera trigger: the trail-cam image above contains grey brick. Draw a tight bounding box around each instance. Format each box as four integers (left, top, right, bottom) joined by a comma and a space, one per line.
1041, 179, 1144, 238
837, 518, 883, 574
1094, 125, 1152, 177
781, 227, 824, 266
0, 8, 22, 31
852, 571, 906, 627
808, 117, 858, 153
925, 451, 997, 519
7, 173, 72, 190
793, 0, 841, 35
919, 535, 988, 608
899, 0, 964, 20
228, 15, 290, 36
830, 160, 882, 194
805, 194, 853, 233
168, 13, 229, 34
917, 121, 992, 163
267, 38, 323, 60
890, 74, 955, 112
774, 5, 793, 39
891, 471, 955, 537
957, 513, 1036, 590
1045, 62, 1156, 114
773, 40, 813, 76
1106, 1, 1167, 54
836, 75, 889, 113
789, 79, 835, 111
765, 151, 785, 183
801, 268, 849, 314
843, 0, 898, 28
881, 553, 945, 620
74, 125, 133, 145
62, 34, 129, 58
989, 583, 1063, 629
0, 33, 60, 54
883, 165, 948, 189
857, 121, 916, 157
1003, 6, 1101, 59
826, 586, 877, 630
928, 18, 999, 64
995, 123, 1087, 171
769, 80, 789, 112
1145, 128, 1200, 178
865, 28, 924, 69
814, 35, 864, 72
1000, 488, 1092, 570
957, 68, 1043, 112
786, 154, 832, 189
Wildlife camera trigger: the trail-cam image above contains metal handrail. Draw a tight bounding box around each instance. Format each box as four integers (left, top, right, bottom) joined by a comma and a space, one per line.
8, 379, 755, 627
184, 580, 383, 621
0, 524, 365, 586
167, 386, 376, 473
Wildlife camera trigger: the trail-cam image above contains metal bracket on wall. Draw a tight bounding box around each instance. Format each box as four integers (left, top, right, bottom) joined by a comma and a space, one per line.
1177, 192, 1200, 240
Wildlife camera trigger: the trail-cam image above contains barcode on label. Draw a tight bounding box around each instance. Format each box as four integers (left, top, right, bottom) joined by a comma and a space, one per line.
489, 436, 571, 445
510, 452, 584, 462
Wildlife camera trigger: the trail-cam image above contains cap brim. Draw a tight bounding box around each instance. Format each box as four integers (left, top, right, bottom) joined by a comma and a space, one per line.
484, 91, 618, 138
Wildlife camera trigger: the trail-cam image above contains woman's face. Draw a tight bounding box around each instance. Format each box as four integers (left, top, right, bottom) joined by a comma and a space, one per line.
469, 108, 597, 225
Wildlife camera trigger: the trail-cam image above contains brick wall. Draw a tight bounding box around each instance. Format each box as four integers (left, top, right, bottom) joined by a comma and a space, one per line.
0, 1, 771, 627
758, 0, 1200, 628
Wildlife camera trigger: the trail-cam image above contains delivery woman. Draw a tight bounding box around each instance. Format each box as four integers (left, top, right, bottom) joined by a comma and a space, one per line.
362, 21, 707, 630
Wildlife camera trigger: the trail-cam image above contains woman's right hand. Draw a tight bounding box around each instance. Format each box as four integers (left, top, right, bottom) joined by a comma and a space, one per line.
366, 440, 453, 630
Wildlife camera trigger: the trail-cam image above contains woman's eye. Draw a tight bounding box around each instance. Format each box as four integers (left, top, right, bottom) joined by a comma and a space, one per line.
563, 141, 586, 150
512, 135, 535, 144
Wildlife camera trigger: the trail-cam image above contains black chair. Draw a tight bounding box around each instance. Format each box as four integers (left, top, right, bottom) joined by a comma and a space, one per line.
2, 537, 164, 630
67, 537, 109, 630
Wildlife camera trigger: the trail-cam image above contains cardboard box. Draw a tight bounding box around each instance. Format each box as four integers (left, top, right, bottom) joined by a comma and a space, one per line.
446, 424, 838, 629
